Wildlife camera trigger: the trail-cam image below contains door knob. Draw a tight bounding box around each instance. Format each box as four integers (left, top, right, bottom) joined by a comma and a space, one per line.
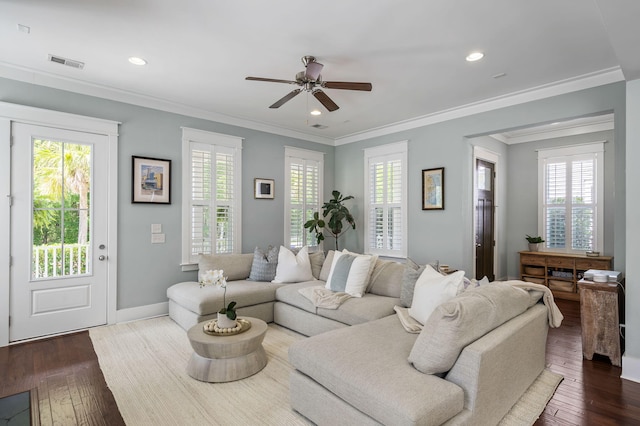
98, 255, 107, 261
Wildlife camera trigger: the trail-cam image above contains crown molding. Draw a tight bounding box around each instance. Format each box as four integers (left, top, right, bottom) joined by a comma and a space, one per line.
0, 62, 624, 148
0, 61, 335, 146
334, 67, 624, 145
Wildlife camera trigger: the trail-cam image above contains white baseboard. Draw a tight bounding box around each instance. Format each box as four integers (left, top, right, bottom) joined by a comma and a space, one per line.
621, 354, 640, 383
116, 301, 169, 323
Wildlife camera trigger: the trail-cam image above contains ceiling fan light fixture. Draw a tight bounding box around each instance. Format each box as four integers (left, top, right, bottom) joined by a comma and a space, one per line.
310, 109, 322, 116
466, 51, 484, 62
128, 56, 147, 66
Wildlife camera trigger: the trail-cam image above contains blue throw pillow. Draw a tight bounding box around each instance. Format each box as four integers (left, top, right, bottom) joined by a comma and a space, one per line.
249, 246, 279, 281
328, 253, 358, 292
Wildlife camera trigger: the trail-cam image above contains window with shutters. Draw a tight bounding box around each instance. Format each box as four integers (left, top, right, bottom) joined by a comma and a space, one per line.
364, 141, 408, 258
538, 142, 604, 253
181, 128, 242, 267
284, 147, 323, 250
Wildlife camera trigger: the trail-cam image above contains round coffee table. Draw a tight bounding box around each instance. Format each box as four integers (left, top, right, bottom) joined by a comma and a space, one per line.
186, 317, 268, 382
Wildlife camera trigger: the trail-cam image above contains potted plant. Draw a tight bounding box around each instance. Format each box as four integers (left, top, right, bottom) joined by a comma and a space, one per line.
525, 235, 545, 252
304, 190, 356, 251
200, 269, 237, 329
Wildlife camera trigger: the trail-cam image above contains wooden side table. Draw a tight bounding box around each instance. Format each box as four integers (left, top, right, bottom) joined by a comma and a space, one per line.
578, 279, 623, 367
187, 317, 268, 382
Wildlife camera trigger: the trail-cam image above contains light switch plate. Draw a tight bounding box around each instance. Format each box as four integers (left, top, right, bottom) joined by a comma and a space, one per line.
151, 233, 165, 244
151, 223, 162, 234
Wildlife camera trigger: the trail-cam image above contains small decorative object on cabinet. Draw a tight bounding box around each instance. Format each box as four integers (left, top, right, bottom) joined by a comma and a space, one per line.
519, 251, 613, 300
578, 278, 624, 366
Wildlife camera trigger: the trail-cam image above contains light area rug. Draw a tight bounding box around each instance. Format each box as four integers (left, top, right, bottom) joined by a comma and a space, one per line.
90, 316, 562, 426
499, 368, 563, 426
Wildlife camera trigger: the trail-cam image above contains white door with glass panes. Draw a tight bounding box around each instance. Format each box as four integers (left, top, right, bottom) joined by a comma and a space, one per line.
10, 123, 108, 342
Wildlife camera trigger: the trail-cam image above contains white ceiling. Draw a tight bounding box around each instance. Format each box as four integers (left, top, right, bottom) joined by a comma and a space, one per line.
1, 0, 639, 145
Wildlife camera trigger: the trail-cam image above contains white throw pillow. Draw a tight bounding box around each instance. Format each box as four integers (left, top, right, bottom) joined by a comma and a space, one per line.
408, 265, 465, 325
324, 250, 375, 297
272, 246, 314, 283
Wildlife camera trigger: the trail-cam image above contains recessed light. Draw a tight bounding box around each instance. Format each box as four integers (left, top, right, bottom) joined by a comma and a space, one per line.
310, 109, 322, 116
128, 57, 147, 66
466, 52, 484, 62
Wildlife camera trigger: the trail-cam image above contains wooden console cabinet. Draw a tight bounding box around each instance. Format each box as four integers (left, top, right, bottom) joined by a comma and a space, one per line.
519, 251, 613, 301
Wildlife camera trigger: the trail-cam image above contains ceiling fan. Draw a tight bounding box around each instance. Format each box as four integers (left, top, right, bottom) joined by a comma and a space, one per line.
246, 56, 372, 112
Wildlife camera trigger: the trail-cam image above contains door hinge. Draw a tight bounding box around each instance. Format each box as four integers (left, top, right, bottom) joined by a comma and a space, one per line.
9, 255, 13, 266
6, 195, 12, 206
8, 316, 10, 326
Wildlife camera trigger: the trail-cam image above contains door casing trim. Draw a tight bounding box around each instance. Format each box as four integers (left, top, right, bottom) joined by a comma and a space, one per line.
472, 146, 500, 281
0, 101, 119, 347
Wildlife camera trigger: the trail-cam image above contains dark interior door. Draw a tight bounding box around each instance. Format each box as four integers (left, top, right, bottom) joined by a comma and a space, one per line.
475, 159, 495, 280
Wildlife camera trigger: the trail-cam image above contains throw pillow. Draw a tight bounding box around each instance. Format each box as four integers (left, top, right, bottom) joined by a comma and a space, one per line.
407, 266, 465, 325
342, 249, 378, 289
272, 246, 314, 283
408, 283, 531, 374
327, 253, 358, 292
248, 245, 279, 281
324, 250, 376, 297
367, 258, 405, 297
400, 259, 425, 307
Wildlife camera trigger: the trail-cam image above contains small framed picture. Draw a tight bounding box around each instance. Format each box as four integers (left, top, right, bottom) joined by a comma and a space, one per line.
132, 156, 171, 204
254, 178, 274, 199
422, 167, 444, 210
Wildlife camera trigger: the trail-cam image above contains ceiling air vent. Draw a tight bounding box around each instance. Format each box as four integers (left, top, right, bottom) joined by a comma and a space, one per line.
310, 124, 328, 129
48, 54, 85, 70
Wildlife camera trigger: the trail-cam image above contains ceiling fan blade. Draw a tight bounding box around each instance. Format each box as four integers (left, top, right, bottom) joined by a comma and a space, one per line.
269, 89, 302, 108
323, 81, 372, 91
246, 76, 298, 85
312, 89, 339, 112
305, 61, 324, 81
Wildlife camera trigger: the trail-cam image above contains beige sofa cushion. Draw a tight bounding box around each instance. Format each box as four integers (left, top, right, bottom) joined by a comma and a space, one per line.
309, 250, 325, 279
289, 315, 464, 425
409, 283, 531, 375
198, 253, 253, 282
367, 258, 405, 297
167, 280, 284, 315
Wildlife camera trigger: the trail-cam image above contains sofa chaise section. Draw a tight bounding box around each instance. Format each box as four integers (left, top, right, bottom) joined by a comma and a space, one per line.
288, 302, 549, 425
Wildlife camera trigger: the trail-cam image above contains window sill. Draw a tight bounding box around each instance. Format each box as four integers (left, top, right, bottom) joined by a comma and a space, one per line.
181, 263, 198, 272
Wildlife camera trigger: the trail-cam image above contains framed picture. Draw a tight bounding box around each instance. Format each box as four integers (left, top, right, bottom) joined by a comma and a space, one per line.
422, 167, 444, 210
254, 178, 274, 199
132, 156, 171, 204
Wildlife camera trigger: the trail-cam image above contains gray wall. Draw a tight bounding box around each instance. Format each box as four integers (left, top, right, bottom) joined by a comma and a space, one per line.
0, 77, 335, 309
625, 80, 640, 367
335, 83, 626, 279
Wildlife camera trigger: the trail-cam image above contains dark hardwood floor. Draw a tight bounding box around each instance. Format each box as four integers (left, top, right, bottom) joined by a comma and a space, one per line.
536, 299, 640, 425
0, 331, 124, 425
1, 299, 640, 425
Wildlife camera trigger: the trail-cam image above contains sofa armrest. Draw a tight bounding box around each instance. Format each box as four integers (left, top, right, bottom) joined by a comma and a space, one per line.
444, 304, 548, 425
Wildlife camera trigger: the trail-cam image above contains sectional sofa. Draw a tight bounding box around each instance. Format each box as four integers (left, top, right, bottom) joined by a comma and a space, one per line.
166, 251, 552, 425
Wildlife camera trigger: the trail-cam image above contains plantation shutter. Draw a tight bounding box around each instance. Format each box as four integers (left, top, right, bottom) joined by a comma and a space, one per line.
364, 142, 407, 257
285, 147, 323, 249
182, 128, 242, 267
539, 143, 602, 253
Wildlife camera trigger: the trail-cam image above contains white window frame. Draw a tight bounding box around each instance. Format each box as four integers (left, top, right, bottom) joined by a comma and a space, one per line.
537, 142, 604, 254
181, 127, 242, 270
364, 141, 408, 258
284, 146, 324, 250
